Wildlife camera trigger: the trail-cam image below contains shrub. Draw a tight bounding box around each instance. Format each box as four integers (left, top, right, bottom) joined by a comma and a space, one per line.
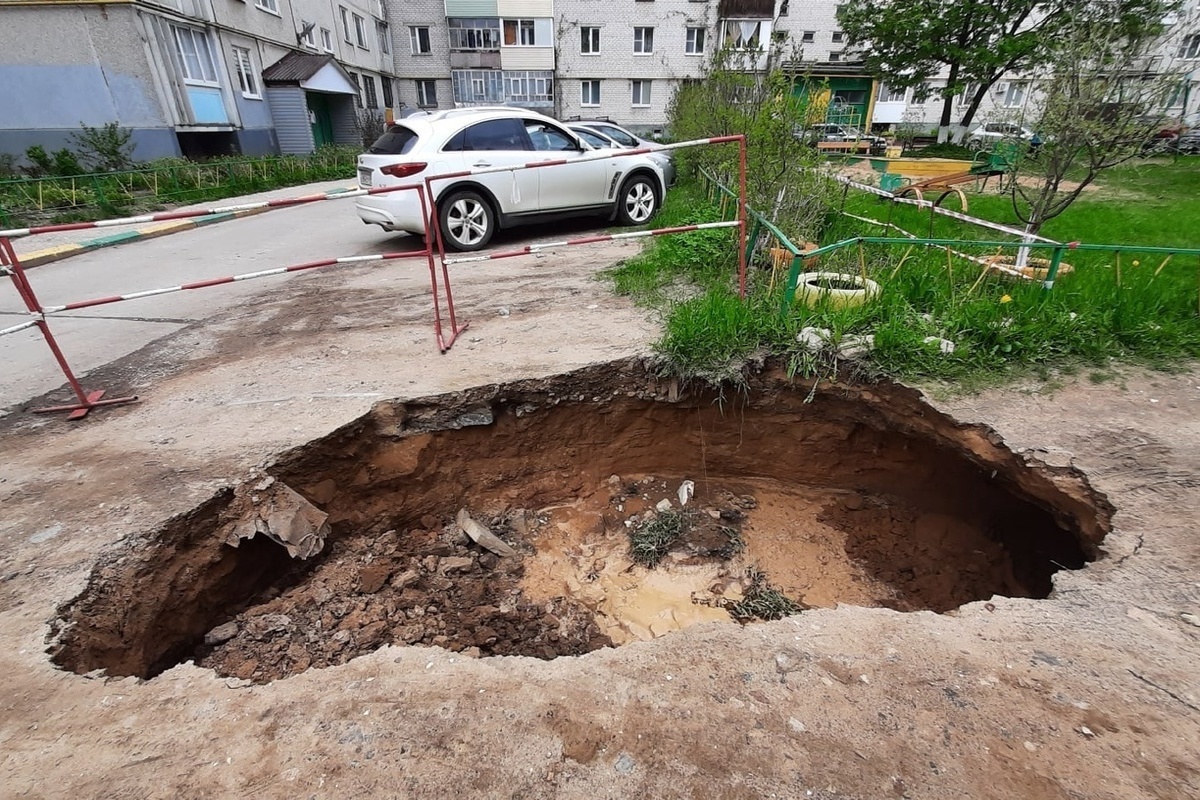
70, 122, 136, 172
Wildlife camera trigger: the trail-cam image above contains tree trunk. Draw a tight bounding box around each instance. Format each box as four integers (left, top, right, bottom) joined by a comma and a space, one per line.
955, 84, 991, 143
1015, 220, 1043, 269
937, 62, 961, 143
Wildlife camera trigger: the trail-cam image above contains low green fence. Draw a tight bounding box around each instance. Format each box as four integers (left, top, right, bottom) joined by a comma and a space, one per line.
698, 167, 1200, 316
0, 148, 358, 227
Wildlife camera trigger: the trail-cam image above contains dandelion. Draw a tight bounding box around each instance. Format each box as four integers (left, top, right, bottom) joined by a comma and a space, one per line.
1132, 260, 1140, 267
1000, 294, 1013, 304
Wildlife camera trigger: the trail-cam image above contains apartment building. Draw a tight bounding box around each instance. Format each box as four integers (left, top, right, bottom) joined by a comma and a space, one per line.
0, 0, 399, 161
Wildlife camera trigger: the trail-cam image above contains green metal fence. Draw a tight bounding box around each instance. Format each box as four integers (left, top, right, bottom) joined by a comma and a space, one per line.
699, 167, 1200, 316
0, 148, 358, 226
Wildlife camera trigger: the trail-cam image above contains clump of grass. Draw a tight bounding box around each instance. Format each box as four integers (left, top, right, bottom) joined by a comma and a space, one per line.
728, 567, 805, 621
628, 511, 687, 567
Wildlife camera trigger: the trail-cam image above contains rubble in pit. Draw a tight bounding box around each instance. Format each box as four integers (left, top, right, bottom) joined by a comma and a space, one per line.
196, 517, 611, 683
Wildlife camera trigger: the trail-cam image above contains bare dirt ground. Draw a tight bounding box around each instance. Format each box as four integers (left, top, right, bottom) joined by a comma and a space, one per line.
2, 236, 1200, 799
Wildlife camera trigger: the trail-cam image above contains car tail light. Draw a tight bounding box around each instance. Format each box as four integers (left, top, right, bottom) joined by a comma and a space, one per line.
380, 162, 427, 178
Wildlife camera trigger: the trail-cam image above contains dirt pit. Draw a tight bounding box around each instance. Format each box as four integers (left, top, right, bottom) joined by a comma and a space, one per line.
49, 359, 1112, 684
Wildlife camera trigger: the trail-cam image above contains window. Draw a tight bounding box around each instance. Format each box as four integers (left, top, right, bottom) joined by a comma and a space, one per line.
451, 69, 505, 104
505, 71, 553, 104
369, 125, 418, 154
581, 80, 601, 106
448, 18, 501, 51
232, 46, 259, 98
723, 21, 763, 50
831, 30, 844, 43
320, 28, 333, 52
410, 26, 432, 54
876, 83, 905, 103
353, 14, 368, 48
592, 123, 637, 147
340, 7, 352, 43
254, 0, 278, 14
1003, 80, 1028, 108
581, 26, 600, 54
349, 72, 361, 107
631, 79, 651, 106
503, 19, 537, 46
377, 22, 390, 54
685, 27, 705, 55
460, 119, 529, 151
828, 51, 842, 62
416, 79, 438, 106
1180, 34, 1200, 59
525, 121, 575, 151
300, 26, 317, 49
780, 0, 789, 15
172, 25, 219, 85
363, 75, 378, 108
574, 128, 610, 148
633, 26, 654, 54
956, 81, 979, 106
801, 30, 814, 43
382, 77, 394, 108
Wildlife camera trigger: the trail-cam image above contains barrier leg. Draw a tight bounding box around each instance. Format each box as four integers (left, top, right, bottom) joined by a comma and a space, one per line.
0, 237, 138, 419
417, 186, 468, 352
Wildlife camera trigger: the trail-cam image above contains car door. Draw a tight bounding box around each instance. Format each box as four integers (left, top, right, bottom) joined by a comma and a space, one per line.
442, 118, 539, 216
522, 120, 610, 210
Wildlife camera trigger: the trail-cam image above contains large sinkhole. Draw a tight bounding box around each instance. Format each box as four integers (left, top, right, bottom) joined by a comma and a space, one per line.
49, 359, 1112, 683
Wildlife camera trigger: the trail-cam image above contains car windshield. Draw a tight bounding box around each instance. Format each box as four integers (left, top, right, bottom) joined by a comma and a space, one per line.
572, 128, 612, 148
592, 124, 638, 147
368, 126, 419, 155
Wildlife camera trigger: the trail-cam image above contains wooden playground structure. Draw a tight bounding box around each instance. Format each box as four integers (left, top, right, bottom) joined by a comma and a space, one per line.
864, 143, 1022, 212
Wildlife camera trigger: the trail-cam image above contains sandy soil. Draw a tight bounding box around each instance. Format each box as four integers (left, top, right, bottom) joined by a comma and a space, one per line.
2, 237, 1199, 799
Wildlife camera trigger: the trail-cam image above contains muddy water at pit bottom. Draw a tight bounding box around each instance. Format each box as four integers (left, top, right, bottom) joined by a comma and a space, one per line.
519, 479, 899, 643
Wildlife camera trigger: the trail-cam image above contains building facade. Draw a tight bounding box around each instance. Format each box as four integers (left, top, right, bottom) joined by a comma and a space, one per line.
2, 0, 1196, 161
0, 0, 399, 162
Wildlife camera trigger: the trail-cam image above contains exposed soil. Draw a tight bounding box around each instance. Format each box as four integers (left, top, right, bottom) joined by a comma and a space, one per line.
48, 361, 1109, 684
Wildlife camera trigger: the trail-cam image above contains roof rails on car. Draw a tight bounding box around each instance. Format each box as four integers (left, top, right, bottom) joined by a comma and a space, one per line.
423, 105, 519, 121
564, 115, 614, 123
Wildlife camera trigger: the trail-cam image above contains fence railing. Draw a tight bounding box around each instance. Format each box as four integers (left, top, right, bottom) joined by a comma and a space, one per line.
698, 167, 1200, 315
0, 148, 358, 226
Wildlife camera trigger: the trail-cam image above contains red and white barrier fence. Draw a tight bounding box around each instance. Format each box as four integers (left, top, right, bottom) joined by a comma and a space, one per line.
0, 183, 418, 240
4, 134, 749, 420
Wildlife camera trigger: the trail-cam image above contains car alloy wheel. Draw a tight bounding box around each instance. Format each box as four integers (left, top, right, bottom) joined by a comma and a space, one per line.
439, 190, 495, 251
620, 178, 658, 225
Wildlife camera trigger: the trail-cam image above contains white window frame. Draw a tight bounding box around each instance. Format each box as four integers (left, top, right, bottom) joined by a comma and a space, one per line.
876, 83, 905, 103
254, 0, 279, 15
685, 26, 705, 55
633, 26, 654, 54
581, 80, 601, 106
580, 26, 601, 55
448, 18, 501, 51
1180, 33, 1200, 59
377, 21, 390, 54
828, 51, 841, 62
801, 30, 814, 43
409, 25, 432, 54
353, 14, 368, 49
1003, 80, 1028, 108
172, 25, 220, 86
416, 79, 437, 107
504, 19, 537, 47
300, 26, 317, 49
631, 79, 651, 107
956, 81, 979, 106
320, 27, 334, 52
231, 45, 260, 99
341, 7, 353, 44
723, 20, 763, 51
831, 30, 844, 43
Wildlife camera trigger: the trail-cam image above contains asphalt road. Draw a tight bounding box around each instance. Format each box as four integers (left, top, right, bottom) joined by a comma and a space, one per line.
0, 195, 424, 410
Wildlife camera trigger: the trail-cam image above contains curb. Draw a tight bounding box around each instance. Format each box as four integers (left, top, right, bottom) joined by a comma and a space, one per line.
17, 186, 360, 269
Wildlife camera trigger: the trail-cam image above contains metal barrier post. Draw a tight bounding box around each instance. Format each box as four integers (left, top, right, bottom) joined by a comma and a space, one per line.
0, 237, 138, 419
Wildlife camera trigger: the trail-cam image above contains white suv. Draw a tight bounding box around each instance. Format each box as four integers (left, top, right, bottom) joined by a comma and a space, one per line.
355, 108, 667, 251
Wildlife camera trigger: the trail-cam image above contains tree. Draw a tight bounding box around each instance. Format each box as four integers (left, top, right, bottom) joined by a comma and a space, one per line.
1007, 0, 1189, 266
668, 45, 838, 241
837, 0, 1071, 142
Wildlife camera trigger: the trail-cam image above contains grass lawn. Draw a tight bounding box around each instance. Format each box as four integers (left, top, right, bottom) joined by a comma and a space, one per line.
606, 157, 1200, 387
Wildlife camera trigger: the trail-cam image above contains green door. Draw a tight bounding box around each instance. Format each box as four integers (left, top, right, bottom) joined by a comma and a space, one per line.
307, 92, 334, 148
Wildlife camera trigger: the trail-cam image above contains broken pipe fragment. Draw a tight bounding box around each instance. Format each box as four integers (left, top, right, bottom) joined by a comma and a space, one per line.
456, 509, 517, 557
